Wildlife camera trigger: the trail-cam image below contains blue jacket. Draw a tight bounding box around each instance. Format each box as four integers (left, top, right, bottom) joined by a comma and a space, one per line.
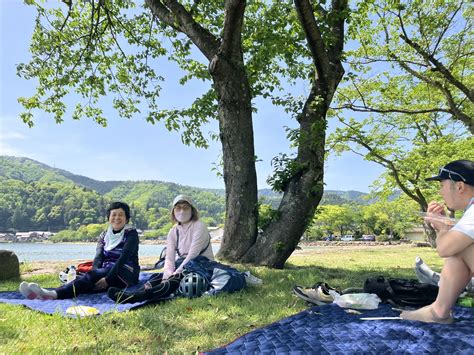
181, 255, 246, 295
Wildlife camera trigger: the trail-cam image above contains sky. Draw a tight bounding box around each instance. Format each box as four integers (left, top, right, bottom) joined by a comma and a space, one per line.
0, 1, 384, 192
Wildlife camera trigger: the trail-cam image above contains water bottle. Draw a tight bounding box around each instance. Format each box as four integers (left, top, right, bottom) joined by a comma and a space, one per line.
67, 266, 77, 283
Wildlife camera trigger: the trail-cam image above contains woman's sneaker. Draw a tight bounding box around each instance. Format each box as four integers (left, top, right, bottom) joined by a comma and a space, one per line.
244, 271, 263, 285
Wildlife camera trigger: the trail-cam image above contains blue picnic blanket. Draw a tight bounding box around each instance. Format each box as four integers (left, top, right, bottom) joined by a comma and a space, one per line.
205, 304, 474, 354
0, 273, 171, 317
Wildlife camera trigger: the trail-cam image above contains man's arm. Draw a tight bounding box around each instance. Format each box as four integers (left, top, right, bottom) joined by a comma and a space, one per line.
435, 229, 473, 257
426, 201, 474, 257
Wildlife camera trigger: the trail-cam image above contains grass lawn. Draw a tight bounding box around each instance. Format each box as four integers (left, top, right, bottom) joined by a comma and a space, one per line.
0, 244, 442, 353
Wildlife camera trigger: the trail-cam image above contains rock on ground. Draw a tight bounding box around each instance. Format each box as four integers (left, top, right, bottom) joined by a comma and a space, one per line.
0, 250, 20, 280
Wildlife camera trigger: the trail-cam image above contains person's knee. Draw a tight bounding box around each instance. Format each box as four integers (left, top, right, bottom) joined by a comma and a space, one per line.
459, 243, 474, 273
441, 250, 473, 283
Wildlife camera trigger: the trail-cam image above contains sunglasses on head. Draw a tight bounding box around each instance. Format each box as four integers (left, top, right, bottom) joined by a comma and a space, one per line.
439, 168, 466, 182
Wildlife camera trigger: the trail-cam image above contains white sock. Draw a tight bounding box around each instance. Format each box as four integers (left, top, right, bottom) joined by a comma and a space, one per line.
19, 281, 38, 300
28, 283, 57, 300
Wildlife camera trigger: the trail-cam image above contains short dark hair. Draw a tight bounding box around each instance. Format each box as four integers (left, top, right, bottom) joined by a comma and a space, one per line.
107, 201, 131, 222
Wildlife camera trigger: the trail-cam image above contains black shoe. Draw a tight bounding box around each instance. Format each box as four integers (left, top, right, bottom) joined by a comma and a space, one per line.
107, 287, 148, 304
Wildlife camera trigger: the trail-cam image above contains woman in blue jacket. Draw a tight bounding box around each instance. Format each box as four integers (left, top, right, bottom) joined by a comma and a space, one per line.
19, 201, 140, 300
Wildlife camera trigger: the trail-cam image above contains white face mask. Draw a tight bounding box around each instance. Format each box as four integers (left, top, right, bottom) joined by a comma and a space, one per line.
175, 210, 192, 223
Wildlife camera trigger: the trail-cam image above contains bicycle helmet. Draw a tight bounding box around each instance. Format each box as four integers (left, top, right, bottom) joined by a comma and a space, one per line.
178, 272, 208, 298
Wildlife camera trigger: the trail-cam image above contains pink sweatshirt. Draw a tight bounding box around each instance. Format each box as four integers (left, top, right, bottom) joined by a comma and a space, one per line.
163, 220, 215, 279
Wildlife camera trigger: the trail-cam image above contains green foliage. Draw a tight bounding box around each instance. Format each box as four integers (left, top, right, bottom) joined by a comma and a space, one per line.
50, 226, 108, 242
1, 156, 377, 237
362, 198, 418, 238
267, 154, 308, 192
143, 230, 162, 240
304, 224, 326, 241
0, 156, 226, 233
0, 156, 71, 184
310, 204, 361, 237
328, 0, 473, 211
16, 0, 319, 149
156, 222, 173, 239
376, 234, 390, 242
257, 203, 279, 230
0, 177, 107, 232
307, 198, 420, 240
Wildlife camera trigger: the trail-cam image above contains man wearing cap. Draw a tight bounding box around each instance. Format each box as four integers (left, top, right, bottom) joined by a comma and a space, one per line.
401, 159, 474, 324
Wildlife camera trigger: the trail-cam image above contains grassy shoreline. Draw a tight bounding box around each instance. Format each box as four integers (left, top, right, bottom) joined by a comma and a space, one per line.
16, 242, 411, 275
0, 244, 442, 353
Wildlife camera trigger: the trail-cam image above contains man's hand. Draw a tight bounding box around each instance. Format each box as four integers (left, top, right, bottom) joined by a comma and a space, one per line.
426, 201, 446, 216
426, 201, 446, 232
94, 277, 108, 291
425, 201, 455, 232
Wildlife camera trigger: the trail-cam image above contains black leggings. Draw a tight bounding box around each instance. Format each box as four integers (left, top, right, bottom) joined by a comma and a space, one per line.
55, 267, 127, 299
141, 273, 183, 300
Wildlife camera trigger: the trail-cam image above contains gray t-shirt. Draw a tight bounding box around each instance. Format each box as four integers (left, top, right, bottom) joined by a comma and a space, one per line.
452, 204, 474, 239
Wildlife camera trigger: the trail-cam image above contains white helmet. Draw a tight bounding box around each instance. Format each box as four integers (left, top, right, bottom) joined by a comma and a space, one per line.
178, 272, 208, 298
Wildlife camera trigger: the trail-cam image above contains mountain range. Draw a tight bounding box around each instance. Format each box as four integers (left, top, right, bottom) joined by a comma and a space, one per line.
0, 156, 369, 204
0, 156, 369, 232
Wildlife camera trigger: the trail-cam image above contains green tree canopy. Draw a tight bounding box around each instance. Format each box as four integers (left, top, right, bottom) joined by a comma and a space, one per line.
18, 0, 349, 267
336, 0, 473, 133
328, 0, 473, 245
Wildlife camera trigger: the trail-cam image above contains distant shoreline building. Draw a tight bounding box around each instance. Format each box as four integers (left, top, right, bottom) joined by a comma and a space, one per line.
0, 231, 53, 243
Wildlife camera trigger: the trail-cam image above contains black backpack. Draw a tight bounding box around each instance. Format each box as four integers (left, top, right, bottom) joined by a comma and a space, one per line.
363, 276, 438, 308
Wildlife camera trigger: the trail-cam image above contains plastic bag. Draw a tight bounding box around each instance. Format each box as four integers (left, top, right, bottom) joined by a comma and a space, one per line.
329, 291, 381, 310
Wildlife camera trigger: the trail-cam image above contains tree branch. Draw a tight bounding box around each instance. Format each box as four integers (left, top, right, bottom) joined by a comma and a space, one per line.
332, 103, 452, 116
432, 2, 463, 54
390, 53, 473, 133
220, 0, 246, 58
145, 0, 220, 61
346, 57, 427, 67
294, 0, 330, 86
103, 6, 127, 58
328, 0, 347, 61
144, 0, 180, 31
399, 33, 473, 102
340, 122, 422, 204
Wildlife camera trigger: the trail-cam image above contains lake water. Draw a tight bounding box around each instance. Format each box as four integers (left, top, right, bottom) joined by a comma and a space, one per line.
0, 243, 221, 262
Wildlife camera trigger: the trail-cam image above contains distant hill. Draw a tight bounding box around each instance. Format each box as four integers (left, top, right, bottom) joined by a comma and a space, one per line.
0, 156, 370, 231
0, 156, 369, 204
0, 156, 122, 193
258, 188, 369, 207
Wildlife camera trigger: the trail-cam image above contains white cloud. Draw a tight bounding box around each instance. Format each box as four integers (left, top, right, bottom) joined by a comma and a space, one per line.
0, 116, 28, 155
0, 131, 27, 140
0, 140, 26, 156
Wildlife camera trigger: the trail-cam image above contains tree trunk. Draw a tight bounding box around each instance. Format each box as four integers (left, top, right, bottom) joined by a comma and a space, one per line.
423, 224, 437, 247
210, 54, 259, 261
148, 0, 347, 268
241, 80, 333, 267
215, 0, 346, 267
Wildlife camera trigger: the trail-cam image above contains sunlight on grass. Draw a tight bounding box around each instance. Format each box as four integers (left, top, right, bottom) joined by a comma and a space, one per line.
0, 245, 441, 353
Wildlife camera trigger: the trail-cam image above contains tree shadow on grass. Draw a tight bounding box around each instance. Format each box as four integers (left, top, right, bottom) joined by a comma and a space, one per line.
279, 264, 419, 290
